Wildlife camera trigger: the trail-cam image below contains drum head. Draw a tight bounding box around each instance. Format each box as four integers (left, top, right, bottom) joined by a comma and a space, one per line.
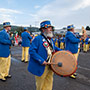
51, 51, 77, 77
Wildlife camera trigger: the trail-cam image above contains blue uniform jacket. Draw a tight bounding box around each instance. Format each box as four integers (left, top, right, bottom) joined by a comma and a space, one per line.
52, 38, 57, 45
28, 35, 62, 76
85, 37, 89, 44
0, 29, 12, 57
21, 31, 32, 47
60, 37, 65, 43
65, 31, 80, 54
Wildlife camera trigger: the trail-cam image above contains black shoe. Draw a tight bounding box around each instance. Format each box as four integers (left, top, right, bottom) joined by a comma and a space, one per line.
73, 73, 77, 76
0, 78, 6, 82
5, 75, 12, 78
83, 51, 87, 53
21, 60, 24, 62
24, 61, 28, 63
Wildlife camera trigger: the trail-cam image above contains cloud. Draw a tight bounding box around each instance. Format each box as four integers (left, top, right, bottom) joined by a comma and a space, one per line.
33, 0, 90, 28
72, 0, 90, 11
34, 5, 40, 9
6, 0, 13, 4
0, 8, 22, 14
0, 14, 14, 24
35, 0, 71, 27
0, 8, 22, 24
0, 0, 89, 28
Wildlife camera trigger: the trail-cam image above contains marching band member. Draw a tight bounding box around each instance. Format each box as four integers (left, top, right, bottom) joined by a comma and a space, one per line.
74, 32, 81, 53
88, 36, 90, 50
65, 24, 83, 79
0, 22, 12, 81
83, 35, 89, 52
53, 36, 58, 47
21, 27, 32, 63
57, 35, 61, 48
60, 35, 65, 49
28, 20, 62, 90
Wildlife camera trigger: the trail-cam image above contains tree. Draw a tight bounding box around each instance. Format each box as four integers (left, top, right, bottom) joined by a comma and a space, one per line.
86, 26, 90, 30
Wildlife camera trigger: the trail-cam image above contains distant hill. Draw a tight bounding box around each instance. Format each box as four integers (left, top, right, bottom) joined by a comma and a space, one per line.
0, 24, 39, 35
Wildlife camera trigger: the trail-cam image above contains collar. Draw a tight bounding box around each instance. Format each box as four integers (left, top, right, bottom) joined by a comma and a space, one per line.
70, 31, 74, 34
4, 29, 8, 33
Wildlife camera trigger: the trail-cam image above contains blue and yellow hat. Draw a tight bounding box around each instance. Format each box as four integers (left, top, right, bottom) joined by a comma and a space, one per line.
3, 22, 11, 27
67, 24, 74, 30
39, 20, 53, 30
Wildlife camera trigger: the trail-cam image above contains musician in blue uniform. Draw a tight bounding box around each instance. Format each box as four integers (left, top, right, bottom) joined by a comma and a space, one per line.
65, 24, 83, 79
28, 20, 62, 90
83, 36, 89, 52
21, 27, 32, 63
52, 37, 57, 45
52, 36, 58, 47
0, 22, 12, 81
57, 35, 61, 48
60, 35, 65, 49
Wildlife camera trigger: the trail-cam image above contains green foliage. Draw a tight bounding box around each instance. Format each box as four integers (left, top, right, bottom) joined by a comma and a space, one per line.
0, 24, 39, 35
86, 26, 90, 30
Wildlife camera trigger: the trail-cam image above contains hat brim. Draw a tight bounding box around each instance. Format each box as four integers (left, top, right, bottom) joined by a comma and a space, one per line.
67, 27, 75, 30
3, 25, 11, 27
39, 25, 54, 30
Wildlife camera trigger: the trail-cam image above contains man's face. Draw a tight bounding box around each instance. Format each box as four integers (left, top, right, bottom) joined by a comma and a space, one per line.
72, 28, 74, 32
7, 26, 11, 31
44, 26, 53, 38
46, 26, 52, 33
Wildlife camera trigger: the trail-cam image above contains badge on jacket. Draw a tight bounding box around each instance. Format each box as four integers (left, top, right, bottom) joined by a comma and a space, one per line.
43, 41, 49, 48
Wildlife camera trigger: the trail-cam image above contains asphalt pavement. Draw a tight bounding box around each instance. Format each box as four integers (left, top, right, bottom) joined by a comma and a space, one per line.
0, 46, 90, 90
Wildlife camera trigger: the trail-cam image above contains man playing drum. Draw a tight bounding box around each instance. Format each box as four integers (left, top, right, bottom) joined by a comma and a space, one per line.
65, 24, 83, 79
28, 20, 62, 90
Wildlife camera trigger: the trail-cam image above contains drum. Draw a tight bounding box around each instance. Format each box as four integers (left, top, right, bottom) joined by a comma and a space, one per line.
50, 51, 77, 77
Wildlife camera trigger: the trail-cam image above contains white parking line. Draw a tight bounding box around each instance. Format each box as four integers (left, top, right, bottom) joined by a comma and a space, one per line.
11, 57, 20, 62
78, 65, 90, 71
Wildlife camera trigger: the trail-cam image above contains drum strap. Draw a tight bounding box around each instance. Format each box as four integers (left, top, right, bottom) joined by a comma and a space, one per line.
41, 33, 53, 49
41, 33, 53, 63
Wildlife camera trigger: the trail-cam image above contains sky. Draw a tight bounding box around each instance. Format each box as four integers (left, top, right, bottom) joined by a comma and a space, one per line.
0, 0, 90, 29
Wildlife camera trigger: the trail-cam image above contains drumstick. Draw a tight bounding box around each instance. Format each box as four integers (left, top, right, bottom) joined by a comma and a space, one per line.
47, 62, 62, 67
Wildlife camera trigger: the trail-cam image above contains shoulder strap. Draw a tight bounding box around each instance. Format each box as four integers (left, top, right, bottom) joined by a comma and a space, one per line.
41, 33, 53, 49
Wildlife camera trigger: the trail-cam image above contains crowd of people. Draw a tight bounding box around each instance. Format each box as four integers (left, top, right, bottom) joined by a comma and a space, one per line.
53, 31, 90, 53
0, 21, 90, 90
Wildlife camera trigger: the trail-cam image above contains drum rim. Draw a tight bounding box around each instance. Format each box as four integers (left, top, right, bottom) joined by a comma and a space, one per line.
51, 50, 78, 77
51, 65, 77, 77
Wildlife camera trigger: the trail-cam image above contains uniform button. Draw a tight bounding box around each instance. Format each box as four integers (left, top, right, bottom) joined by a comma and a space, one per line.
39, 59, 41, 62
